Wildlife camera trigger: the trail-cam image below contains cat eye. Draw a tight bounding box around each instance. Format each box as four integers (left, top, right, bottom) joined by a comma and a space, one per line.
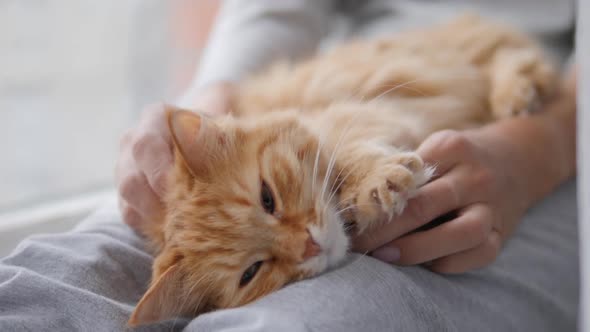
240, 261, 263, 287
260, 181, 275, 214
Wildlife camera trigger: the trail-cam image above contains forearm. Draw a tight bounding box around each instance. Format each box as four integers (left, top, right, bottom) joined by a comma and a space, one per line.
469, 75, 577, 209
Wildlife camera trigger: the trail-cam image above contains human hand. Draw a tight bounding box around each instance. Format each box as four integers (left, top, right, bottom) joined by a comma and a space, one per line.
355, 74, 577, 274
116, 82, 234, 231
352, 129, 532, 273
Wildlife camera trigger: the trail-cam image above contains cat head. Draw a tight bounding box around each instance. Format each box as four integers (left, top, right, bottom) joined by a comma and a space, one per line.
128, 108, 349, 326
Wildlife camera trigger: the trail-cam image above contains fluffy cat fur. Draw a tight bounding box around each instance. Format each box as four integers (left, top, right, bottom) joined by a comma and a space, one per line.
128, 14, 556, 326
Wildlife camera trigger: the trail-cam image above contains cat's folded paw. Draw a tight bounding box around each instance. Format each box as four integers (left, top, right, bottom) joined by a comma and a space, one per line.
351, 152, 433, 231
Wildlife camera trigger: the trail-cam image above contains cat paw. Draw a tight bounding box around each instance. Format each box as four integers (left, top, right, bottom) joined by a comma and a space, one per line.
491, 76, 539, 119
344, 153, 433, 232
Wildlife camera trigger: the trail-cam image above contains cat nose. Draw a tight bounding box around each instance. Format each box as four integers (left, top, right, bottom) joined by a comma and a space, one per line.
302, 232, 321, 260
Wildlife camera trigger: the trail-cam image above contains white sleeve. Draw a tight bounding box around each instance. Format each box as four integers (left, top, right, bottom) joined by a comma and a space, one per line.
192, 0, 334, 89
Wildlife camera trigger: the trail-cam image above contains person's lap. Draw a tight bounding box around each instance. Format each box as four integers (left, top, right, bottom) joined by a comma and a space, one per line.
0, 179, 578, 331
188, 179, 578, 332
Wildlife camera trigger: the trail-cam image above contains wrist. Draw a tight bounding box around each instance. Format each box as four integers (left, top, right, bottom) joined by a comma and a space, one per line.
516, 111, 575, 205
467, 102, 576, 208
466, 127, 536, 211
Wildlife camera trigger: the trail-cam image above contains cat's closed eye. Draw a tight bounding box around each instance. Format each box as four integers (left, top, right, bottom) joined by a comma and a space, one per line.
260, 181, 275, 214
240, 261, 263, 287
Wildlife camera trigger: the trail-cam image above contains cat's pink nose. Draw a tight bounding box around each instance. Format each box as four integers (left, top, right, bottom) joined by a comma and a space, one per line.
302, 232, 321, 260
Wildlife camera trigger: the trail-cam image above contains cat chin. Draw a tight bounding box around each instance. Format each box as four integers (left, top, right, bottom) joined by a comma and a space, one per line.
299, 208, 349, 276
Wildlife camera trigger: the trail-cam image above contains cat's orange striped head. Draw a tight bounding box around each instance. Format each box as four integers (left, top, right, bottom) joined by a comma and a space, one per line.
129, 109, 348, 326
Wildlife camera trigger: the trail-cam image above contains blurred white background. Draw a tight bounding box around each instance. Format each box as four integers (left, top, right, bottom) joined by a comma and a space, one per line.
0, 1, 219, 220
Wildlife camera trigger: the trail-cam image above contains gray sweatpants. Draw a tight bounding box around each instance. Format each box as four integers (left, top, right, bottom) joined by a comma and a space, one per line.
0, 181, 578, 331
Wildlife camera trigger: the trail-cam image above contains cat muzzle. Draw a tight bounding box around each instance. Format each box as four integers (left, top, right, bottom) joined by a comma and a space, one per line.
302, 232, 322, 261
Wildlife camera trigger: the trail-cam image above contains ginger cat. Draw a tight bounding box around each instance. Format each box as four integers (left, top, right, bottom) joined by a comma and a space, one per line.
128, 14, 555, 326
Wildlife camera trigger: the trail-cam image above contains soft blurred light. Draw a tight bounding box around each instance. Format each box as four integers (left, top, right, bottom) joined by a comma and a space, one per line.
0, 1, 180, 213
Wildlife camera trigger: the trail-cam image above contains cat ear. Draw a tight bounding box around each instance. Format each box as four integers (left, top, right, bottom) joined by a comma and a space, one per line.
167, 109, 227, 177
128, 264, 184, 327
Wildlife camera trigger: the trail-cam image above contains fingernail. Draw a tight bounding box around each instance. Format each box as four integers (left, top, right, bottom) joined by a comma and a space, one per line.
372, 247, 401, 263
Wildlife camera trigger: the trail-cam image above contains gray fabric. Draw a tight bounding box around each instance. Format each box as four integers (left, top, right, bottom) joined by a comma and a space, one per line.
192, 0, 334, 91
193, 0, 575, 91
348, 0, 575, 62
0, 181, 578, 331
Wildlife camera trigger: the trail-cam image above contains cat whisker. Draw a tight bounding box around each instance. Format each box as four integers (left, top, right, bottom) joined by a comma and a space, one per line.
312, 97, 352, 201
326, 162, 349, 200
369, 78, 429, 102
322, 78, 449, 211
320, 142, 339, 204
334, 203, 384, 216
346, 81, 376, 103
365, 71, 482, 104
350, 250, 372, 263
322, 164, 350, 216
319, 105, 369, 203
334, 206, 356, 216
324, 162, 363, 216
169, 272, 209, 332
316, 79, 433, 206
312, 129, 328, 200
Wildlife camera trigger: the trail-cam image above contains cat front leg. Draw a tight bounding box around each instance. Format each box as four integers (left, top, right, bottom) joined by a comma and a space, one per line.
335, 143, 433, 235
